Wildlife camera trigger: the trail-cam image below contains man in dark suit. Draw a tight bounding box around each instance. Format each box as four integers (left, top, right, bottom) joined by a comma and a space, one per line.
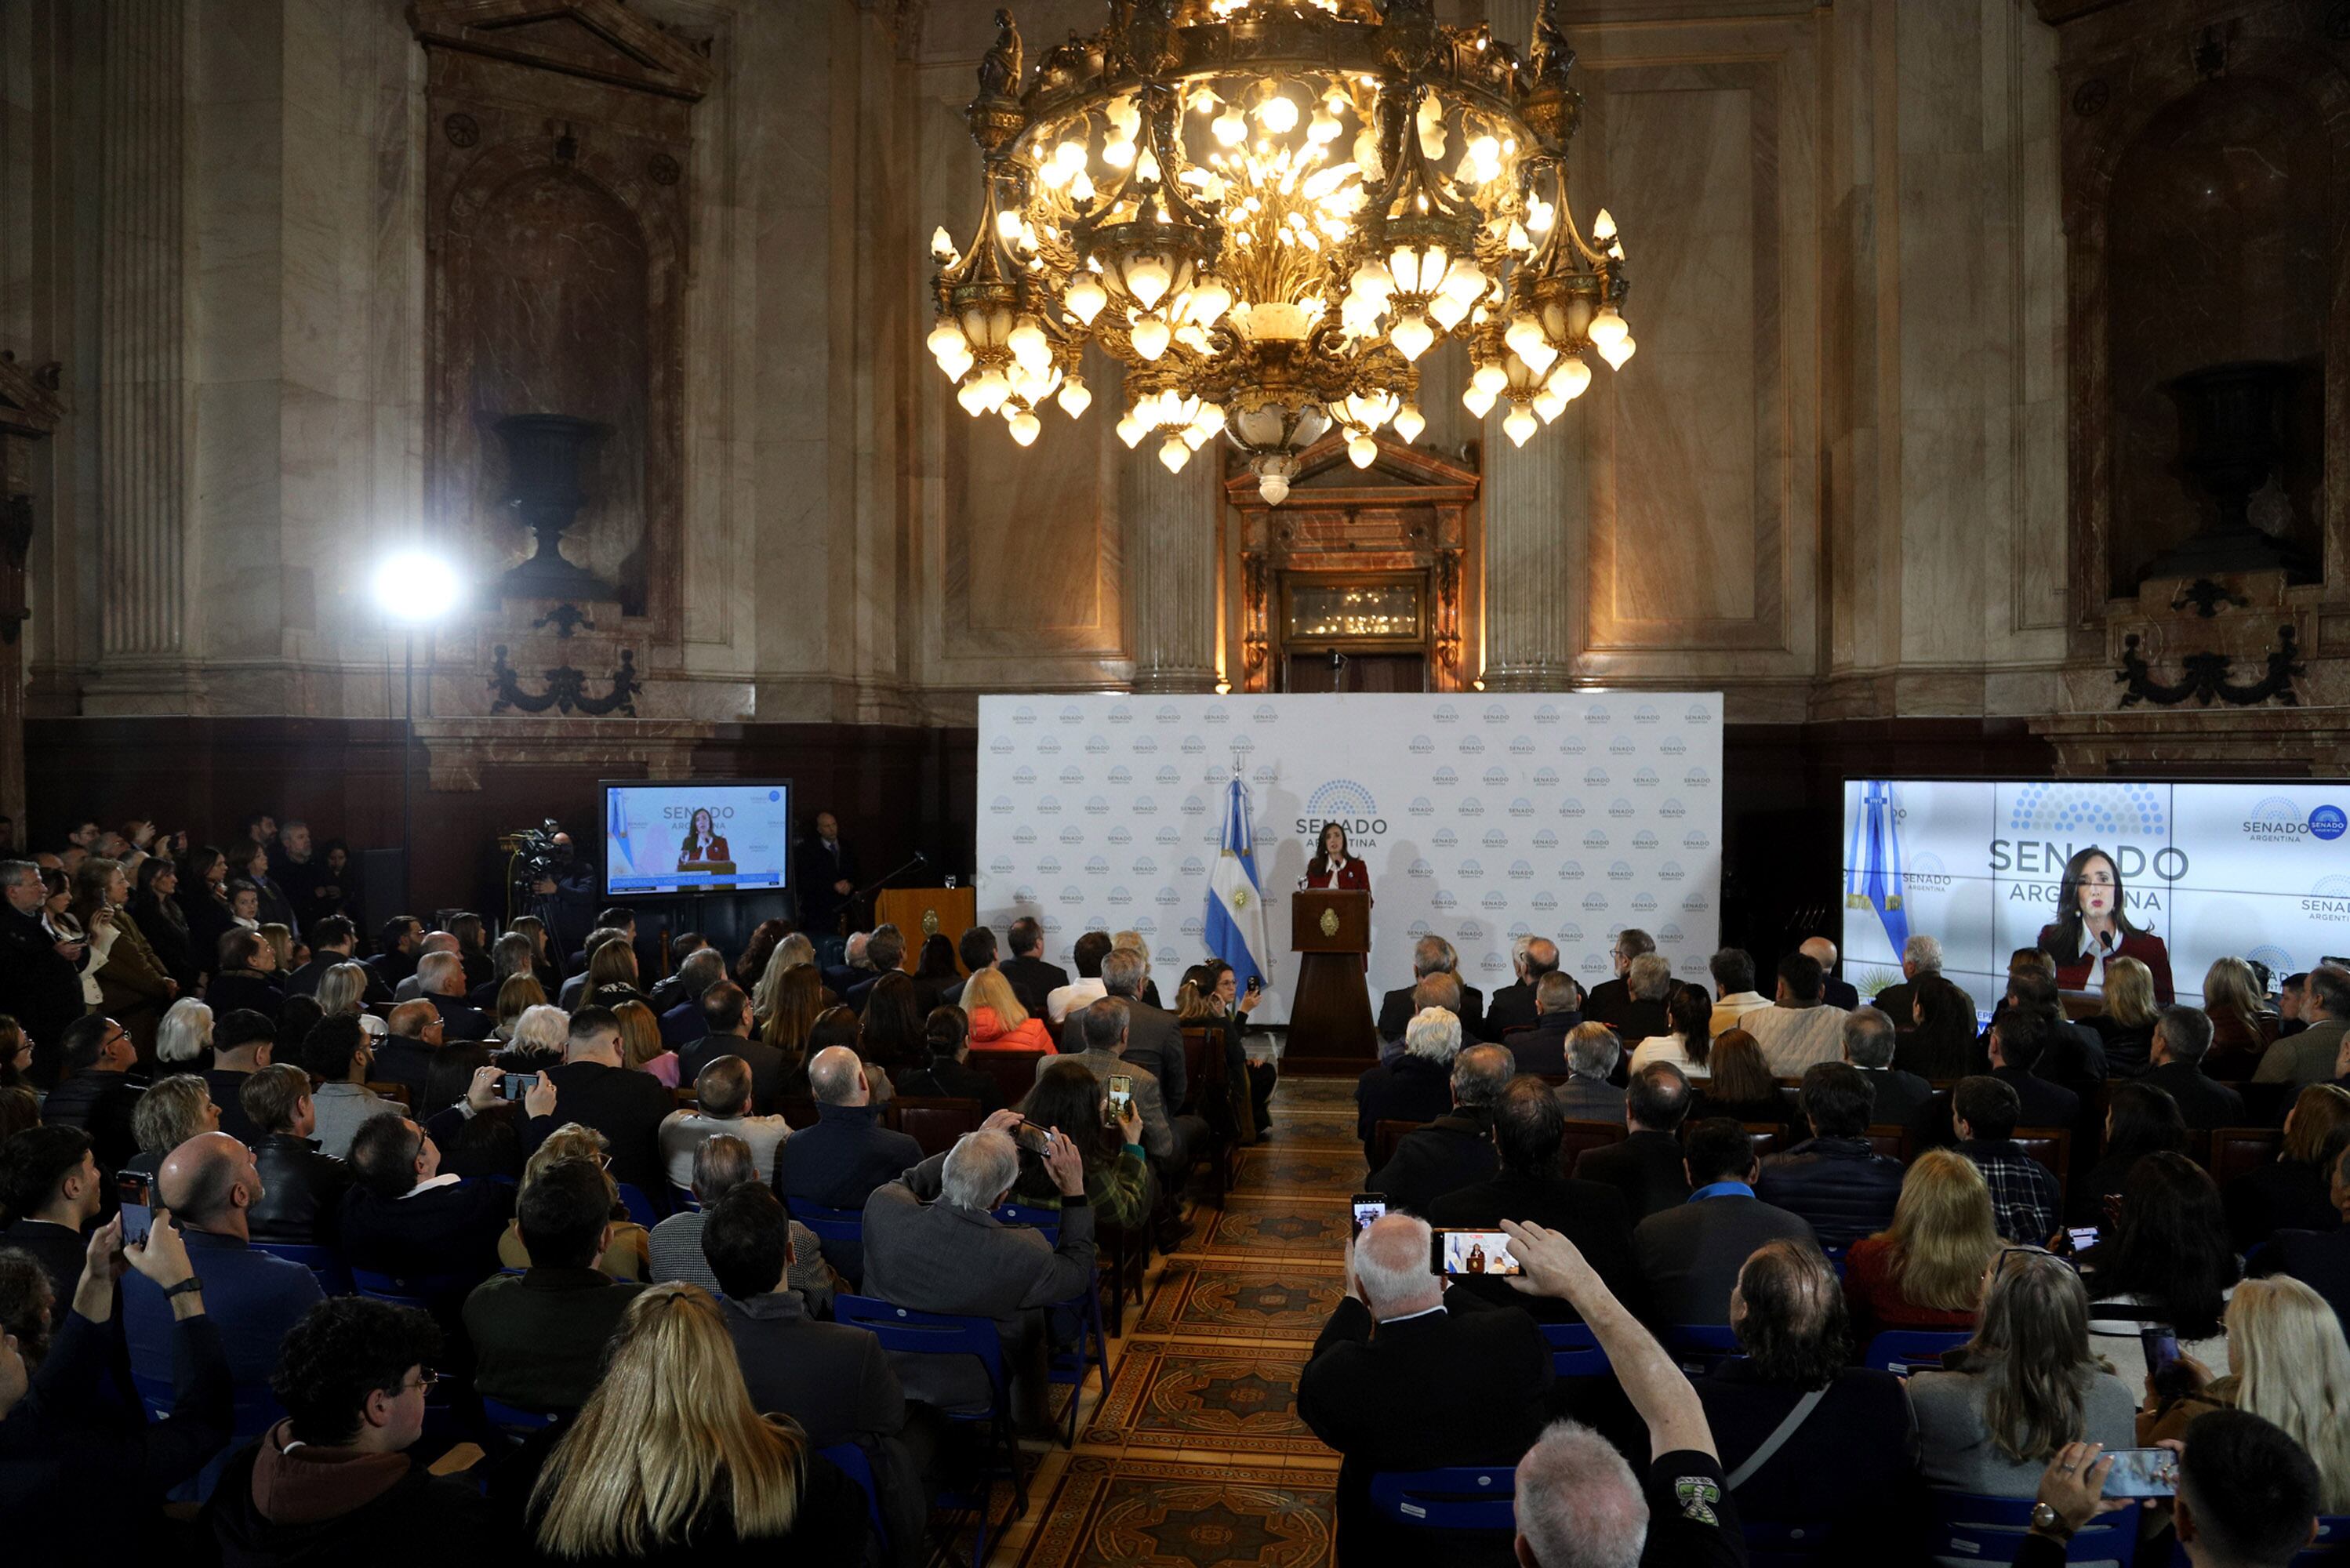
995, 917, 1069, 1021
1575, 1061, 1694, 1220
656, 947, 728, 1051
1485, 937, 1560, 1039
538, 1005, 676, 1210
1298, 1210, 1556, 1568
1354, 1004, 1462, 1159
794, 811, 858, 935
1429, 1075, 1646, 1323
463, 1159, 645, 1412
2250, 1142, 2350, 1337
1368, 1045, 1511, 1214
0, 858, 87, 1085
1502, 971, 1580, 1074
1635, 1117, 1818, 1325
1918, 1008, 2082, 1153
281, 916, 387, 1003
2140, 1005, 2246, 1131
1867, 934, 1974, 1034
414, 952, 493, 1042
1058, 947, 1187, 1109
777, 1044, 924, 1283
365, 915, 423, 994
1581, 927, 1654, 1035
1803, 935, 1860, 1011
0, 1125, 103, 1309
1843, 1005, 1934, 1128
1555, 1022, 1628, 1123
1754, 1062, 1907, 1250
39, 1015, 146, 1178
936, 924, 998, 1007
340, 1112, 518, 1288
372, 1002, 445, 1107
204, 1008, 277, 1147
1376, 934, 1487, 1044
677, 983, 787, 1113
843, 926, 906, 1015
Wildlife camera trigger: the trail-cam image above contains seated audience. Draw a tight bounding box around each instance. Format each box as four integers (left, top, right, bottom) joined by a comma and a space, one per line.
656, 946, 727, 1049
1554, 1021, 1627, 1122
374, 999, 445, 1104
0, 1124, 103, 1312
1606, 952, 1676, 1047
465, 1156, 646, 1412
340, 1112, 517, 1286
203, 1007, 274, 1145
659, 1053, 791, 1191
1368, 1044, 1512, 1214
2004, 967, 2110, 1097
543, 1005, 674, 1210
2202, 954, 2279, 1080
1298, 1210, 1554, 1568
207, 928, 285, 1021
1051, 996, 1186, 1184
1698, 1239, 1919, 1561
38, 1014, 144, 1174
646, 1134, 831, 1311
2079, 1150, 2239, 1371
1636, 1116, 1818, 1326
1373, 969, 1466, 1066
2140, 1004, 2246, 1131
1575, 1060, 1694, 1220
1506, 1217, 1750, 1568
417, 1050, 536, 1181
961, 965, 1054, 1053
300, 1015, 401, 1160
2, 1210, 231, 1559
1843, 1004, 1931, 1127
1173, 959, 1272, 1141
503, 1002, 571, 1065
1484, 936, 1549, 1039
1707, 946, 1773, 1038
1870, 935, 1972, 1033
1843, 1149, 2003, 1340
2084, 953, 2162, 1077
2135, 1274, 2350, 1518
579, 931, 648, 1012
1909, 1247, 2135, 1519
1691, 1028, 1787, 1126
314, 960, 387, 1040
1755, 1061, 1905, 1250
1377, 933, 1487, 1043
1428, 1075, 1645, 1323
498, 1122, 650, 1279
126, 1072, 220, 1180
1356, 1004, 1463, 1156
862, 1127, 1095, 1432
2072, 1080, 2185, 1228
412, 950, 492, 1041
1743, 952, 1848, 1076
678, 982, 784, 1109
155, 996, 213, 1069
2227, 1083, 2350, 1250
2250, 1139, 2350, 1335
2256, 963, 2349, 1091
1505, 971, 1582, 1075
1630, 981, 1713, 1080
470, 929, 541, 1009
521, 1283, 869, 1563
703, 1181, 917, 1552
843, 924, 908, 1016
895, 1004, 1005, 1112
775, 1044, 922, 1283
1012, 1059, 1152, 1229
1983, 1007, 2083, 1130
1950, 1075, 2063, 1247
492, 973, 547, 1040
1898, 971, 1981, 1082
611, 998, 676, 1088
1807, 935, 1859, 1011
241, 1062, 352, 1246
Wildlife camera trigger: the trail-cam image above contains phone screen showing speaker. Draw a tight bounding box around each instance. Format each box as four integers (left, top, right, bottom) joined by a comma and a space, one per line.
1350, 1194, 1386, 1238
2100, 1449, 2180, 1498
2067, 1226, 2099, 1254
1433, 1229, 1521, 1277
502, 1072, 534, 1102
1107, 1075, 1134, 1120
1013, 1121, 1055, 1156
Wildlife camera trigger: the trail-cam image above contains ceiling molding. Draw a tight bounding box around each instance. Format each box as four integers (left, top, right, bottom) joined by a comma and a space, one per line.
409, 0, 714, 100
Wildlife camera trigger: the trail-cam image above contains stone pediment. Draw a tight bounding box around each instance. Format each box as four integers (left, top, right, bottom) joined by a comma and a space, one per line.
409, 0, 714, 100
1222, 431, 1480, 508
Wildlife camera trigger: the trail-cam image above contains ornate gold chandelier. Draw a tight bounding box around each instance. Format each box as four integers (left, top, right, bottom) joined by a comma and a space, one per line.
927, 0, 1634, 506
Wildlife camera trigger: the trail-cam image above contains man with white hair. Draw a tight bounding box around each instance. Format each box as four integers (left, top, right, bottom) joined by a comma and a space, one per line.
1584, 927, 1657, 1034
1298, 1210, 1554, 1568
1366, 1043, 1513, 1213
391, 931, 461, 1003
1801, 935, 1859, 1011
411, 949, 492, 1041
1556, 1022, 1628, 1122
1355, 1004, 1464, 1160
1505, 1217, 1745, 1568
1487, 935, 1561, 1038
863, 1116, 1095, 1431
1869, 933, 1972, 1025
1376, 933, 1488, 1043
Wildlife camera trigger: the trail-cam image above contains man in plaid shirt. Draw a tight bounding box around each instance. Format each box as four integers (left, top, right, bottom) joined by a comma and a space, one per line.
1952, 1076, 2061, 1244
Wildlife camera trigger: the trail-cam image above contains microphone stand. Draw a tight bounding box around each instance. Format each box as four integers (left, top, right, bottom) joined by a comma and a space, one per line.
849, 851, 928, 932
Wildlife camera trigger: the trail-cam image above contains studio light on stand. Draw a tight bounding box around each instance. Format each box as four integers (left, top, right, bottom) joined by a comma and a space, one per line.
374, 550, 462, 913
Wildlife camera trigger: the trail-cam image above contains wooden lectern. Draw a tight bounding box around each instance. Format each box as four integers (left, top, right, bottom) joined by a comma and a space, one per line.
874, 887, 979, 972
1287, 889, 1376, 1073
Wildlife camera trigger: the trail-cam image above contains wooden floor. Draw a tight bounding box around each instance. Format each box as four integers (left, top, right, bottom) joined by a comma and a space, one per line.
972, 1074, 1357, 1568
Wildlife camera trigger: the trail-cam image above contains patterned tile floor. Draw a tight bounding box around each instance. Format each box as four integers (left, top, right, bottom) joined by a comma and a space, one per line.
972, 1072, 1361, 1568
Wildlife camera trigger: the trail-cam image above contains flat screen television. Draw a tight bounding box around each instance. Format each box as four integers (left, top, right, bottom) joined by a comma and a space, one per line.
601, 779, 794, 898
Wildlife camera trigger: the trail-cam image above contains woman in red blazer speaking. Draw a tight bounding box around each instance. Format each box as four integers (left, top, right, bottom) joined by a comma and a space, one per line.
2036, 844, 2174, 1004
1303, 821, 1371, 895
675, 806, 732, 868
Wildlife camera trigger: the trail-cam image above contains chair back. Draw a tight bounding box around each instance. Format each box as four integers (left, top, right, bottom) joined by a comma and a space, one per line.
834, 1294, 1011, 1407
2209, 1125, 2284, 1189
1368, 1466, 1516, 1532
991, 1202, 1064, 1243
1560, 1119, 1627, 1175
891, 1095, 985, 1157
351, 1267, 479, 1311
482, 1398, 561, 1433
2013, 1127, 2072, 1203
964, 1047, 1044, 1111
1930, 1491, 2138, 1563
1862, 1124, 1909, 1162
817, 1440, 890, 1553
786, 1198, 866, 1246
778, 1094, 820, 1130
248, 1239, 352, 1296
615, 1182, 659, 1228
1862, 1329, 1970, 1376
364, 1080, 412, 1110
1745, 1124, 1785, 1160
1178, 1024, 1222, 1116
1664, 1323, 1743, 1376
1539, 1320, 1610, 1377
1374, 1117, 1428, 1170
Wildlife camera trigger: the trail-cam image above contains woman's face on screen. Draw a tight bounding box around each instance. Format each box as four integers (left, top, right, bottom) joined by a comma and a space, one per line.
692, 809, 714, 837
1322, 823, 1344, 857
2074, 855, 2118, 920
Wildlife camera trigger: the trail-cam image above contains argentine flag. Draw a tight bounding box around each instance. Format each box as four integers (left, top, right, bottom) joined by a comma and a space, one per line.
1205, 772, 1273, 992
608, 788, 636, 879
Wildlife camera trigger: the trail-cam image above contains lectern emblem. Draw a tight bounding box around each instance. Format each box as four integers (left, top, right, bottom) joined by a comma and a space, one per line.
1319, 907, 1340, 938
921, 908, 941, 937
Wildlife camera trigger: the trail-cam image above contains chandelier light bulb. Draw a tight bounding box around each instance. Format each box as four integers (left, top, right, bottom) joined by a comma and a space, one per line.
1182, 423, 1210, 450
1592, 207, 1618, 242
1428, 292, 1472, 332
930, 226, 957, 260
973, 368, 1011, 414
1127, 257, 1172, 308
1393, 402, 1425, 443
1115, 411, 1145, 448
1129, 313, 1172, 361
926, 320, 966, 363
1066, 277, 1109, 325
1008, 318, 1051, 371
1600, 334, 1636, 370
1533, 388, 1566, 423
1055, 140, 1087, 173
1471, 361, 1509, 397
1188, 279, 1233, 325
939, 346, 973, 382
1102, 134, 1135, 168
1503, 402, 1538, 447
1057, 375, 1091, 418
1549, 357, 1593, 401
1008, 408, 1042, 446
1158, 434, 1191, 474
1587, 306, 1629, 350
957, 376, 990, 417
1504, 314, 1546, 361
1193, 402, 1226, 437
1308, 105, 1341, 143
1213, 107, 1248, 146
1348, 431, 1377, 468
1516, 337, 1558, 376
1466, 134, 1502, 183
1389, 312, 1435, 361
1256, 92, 1298, 134
1462, 382, 1498, 419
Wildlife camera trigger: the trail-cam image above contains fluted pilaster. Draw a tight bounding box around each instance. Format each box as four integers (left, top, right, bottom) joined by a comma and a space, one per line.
1124, 449, 1219, 693
97, 0, 186, 659
1480, 414, 1578, 690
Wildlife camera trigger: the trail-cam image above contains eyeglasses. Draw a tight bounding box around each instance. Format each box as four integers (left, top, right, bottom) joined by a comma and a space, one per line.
401, 1368, 441, 1394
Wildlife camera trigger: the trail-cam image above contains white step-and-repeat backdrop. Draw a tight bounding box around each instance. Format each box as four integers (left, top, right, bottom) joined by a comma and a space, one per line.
1841, 779, 2350, 1009
975, 693, 1725, 1025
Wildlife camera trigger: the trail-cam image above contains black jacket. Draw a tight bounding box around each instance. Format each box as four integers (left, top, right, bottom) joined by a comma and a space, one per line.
1502, 1011, 1576, 1074
2, 1216, 89, 1315
1484, 981, 1540, 1038
1636, 1190, 1818, 1325
206, 1068, 265, 1145
2225, 1158, 2340, 1253
249, 1134, 353, 1247
2139, 1060, 2246, 1131
1353, 1052, 1457, 1152
284, 953, 380, 1002
205, 1431, 494, 1567
425, 993, 495, 1042
1298, 1292, 1553, 1568
1368, 1111, 1498, 1215
1753, 1136, 1906, 1250
1856, 1065, 1934, 1128
896, 1054, 1005, 1114
540, 1058, 676, 1207
774, 1104, 923, 1282
1427, 1171, 1647, 1323
996, 955, 1070, 1022
133, 898, 201, 995
2253, 1226, 2350, 1341
1574, 1129, 1692, 1221
371, 1039, 438, 1106
1698, 1359, 1920, 1563
1378, 981, 1487, 1044
0, 904, 86, 1083
41, 1072, 145, 1176
206, 970, 285, 1023
678, 1033, 790, 1115
339, 1178, 514, 1287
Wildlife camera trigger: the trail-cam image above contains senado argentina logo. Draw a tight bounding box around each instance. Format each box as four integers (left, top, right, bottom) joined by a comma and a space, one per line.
1535, 768, 1560, 788
1459, 797, 1486, 817
1299, 779, 1386, 840
1535, 704, 1562, 724
1458, 735, 1486, 756
1408, 858, 1435, 879
1060, 826, 1084, 845
1559, 735, 1587, 756
1037, 855, 1062, 875
1107, 825, 1133, 845
1156, 765, 1181, 785
1631, 893, 1659, 913
1181, 734, 1206, 754
1535, 829, 1560, 849
1059, 886, 1083, 906
1084, 734, 1110, 754
1012, 705, 1038, 725
1660, 797, 1687, 820
1484, 767, 1511, 788
1059, 766, 1084, 785
1609, 798, 1636, 819
1660, 735, 1687, 757
1509, 735, 1535, 756
1509, 797, 1535, 818
1533, 891, 1559, 911
1156, 886, 1181, 906
1037, 736, 1060, 755
1013, 766, 1038, 786
1059, 705, 1084, 724
1634, 830, 1661, 850
1484, 702, 1510, 724
1584, 705, 1612, 725
1608, 735, 1636, 756
1012, 825, 1037, 844
1409, 797, 1436, 818
1108, 765, 1132, 785
2305, 876, 2350, 923
990, 736, 1015, 753
1131, 797, 1157, 816
1483, 828, 1509, 849
1433, 828, 1460, 849
1585, 768, 1611, 787
1509, 860, 1535, 881
1560, 798, 1585, 819
2242, 797, 2350, 842
1408, 734, 1436, 755
992, 795, 1016, 815
1107, 703, 1133, 724
1608, 861, 1635, 882
1458, 859, 1484, 880
1583, 829, 1611, 849
1433, 766, 1459, 786
1558, 861, 1585, 880
1483, 891, 1509, 910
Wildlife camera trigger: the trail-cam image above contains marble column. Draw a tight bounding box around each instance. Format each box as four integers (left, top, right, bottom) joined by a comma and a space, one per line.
1123, 449, 1219, 693
1480, 413, 1576, 690
96, 0, 187, 662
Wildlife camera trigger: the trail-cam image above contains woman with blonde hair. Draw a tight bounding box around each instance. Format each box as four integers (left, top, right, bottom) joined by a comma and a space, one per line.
1909, 1248, 2134, 1517
2087, 954, 2159, 1076
2137, 1275, 2350, 1512
1842, 1149, 2003, 1340
2227, 1081, 2350, 1250
2203, 955, 2279, 1080
962, 965, 1053, 1052
154, 997, 215, 1069
127, 1073, 219, 1175
256, 922, 294, 974
314, 960, 387, 1039
524, 1283, 868, 1563
497, 1123, 651, 1279
586, 938, 646, 1007
495, 972, 548, 1038
612, 998, 678, 1088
